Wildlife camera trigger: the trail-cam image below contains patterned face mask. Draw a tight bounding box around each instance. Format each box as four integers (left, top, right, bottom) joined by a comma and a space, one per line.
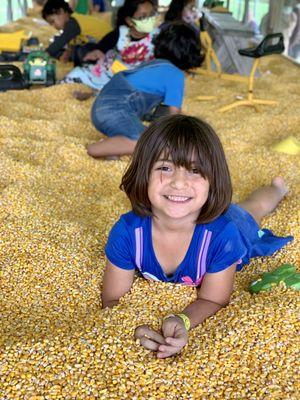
131, 15, 157, 33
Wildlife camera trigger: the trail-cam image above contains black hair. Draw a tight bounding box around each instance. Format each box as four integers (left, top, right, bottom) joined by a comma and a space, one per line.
165, 0, 191, 22
153, 21, 204, 70
121, 114, 232, 224
42, 0, 72, 19
116, 0, 156, 28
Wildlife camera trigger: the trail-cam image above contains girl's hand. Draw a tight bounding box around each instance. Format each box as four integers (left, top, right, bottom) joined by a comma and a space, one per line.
59, 49, 72, 63
134, 325, 166, 351
83, 50, 105, 62
158, 316, 188, 359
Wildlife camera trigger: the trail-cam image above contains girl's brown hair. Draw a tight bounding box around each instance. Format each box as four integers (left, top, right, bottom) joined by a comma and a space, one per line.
120, 114, 232, 223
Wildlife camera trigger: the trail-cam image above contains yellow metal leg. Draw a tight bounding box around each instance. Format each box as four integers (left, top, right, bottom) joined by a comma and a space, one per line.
219, 73, 248, 83
197, 32, 279, 111
196, 95, 218, 101
252, 99, 278, 105
219, 100, 257, 113
196, 31, 249, 82
219, 98, 278, 113
218, 58, 278, 113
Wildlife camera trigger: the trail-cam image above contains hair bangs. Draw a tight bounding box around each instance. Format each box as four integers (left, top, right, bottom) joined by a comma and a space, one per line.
154, 121, 212, 181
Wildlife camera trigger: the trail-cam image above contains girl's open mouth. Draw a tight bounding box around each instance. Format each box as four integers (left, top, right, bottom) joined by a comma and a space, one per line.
164, 195, 191, 202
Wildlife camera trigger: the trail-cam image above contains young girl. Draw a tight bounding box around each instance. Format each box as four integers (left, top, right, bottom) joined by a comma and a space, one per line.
65, 0, 159, 93
102, 114, 293, 359
164, 0, 201, 32
87, 22, 203, 158
42, 0, 110, 61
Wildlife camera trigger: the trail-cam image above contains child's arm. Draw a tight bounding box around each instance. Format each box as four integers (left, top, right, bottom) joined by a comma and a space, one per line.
59, 48, 73, 63
135, 265, 236, 358
101, 261, 135, 308
157, 264, 236, 358
83, 29, 119, 62
46, 18, 81, 58
183, 264, 236, 327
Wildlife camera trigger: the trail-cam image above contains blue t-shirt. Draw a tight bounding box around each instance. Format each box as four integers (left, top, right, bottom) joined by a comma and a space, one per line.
124, 60, 185, 109
105, 207, 247, 286
105, 205, 293, 286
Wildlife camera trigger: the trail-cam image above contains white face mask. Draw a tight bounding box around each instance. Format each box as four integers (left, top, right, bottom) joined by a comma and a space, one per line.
131, 15, 157, 34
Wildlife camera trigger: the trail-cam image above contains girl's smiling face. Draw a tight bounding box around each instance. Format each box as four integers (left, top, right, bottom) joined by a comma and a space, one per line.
147, 157, 210, 224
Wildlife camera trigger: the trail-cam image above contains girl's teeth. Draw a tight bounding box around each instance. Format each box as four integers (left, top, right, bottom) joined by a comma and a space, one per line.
167, 195, 189, 202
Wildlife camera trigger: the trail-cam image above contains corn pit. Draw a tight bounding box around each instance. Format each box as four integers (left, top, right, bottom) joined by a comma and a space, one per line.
0, 17, 299, 400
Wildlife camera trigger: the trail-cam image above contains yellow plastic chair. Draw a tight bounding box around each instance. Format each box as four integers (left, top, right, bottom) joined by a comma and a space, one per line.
219, 33, 284, 113
198, 30, 222, 76
195, 29, 248, 101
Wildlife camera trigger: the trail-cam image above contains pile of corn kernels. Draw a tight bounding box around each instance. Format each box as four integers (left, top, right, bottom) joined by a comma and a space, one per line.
0, 19, 299, 398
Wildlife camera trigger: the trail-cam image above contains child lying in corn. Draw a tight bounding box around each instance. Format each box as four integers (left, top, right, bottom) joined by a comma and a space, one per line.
101, 115, 293, 359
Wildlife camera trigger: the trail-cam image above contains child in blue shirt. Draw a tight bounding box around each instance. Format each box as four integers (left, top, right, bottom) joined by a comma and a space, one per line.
102, 114, 293, 359
87, 21, 203, 158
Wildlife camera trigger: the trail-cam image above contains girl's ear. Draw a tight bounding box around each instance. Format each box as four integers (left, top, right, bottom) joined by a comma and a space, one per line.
125, 16, 134, 27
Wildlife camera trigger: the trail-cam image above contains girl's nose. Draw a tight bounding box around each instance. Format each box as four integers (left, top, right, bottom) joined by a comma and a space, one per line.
170, 168, 188, 189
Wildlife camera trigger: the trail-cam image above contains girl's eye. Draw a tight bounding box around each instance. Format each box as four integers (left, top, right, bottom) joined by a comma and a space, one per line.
189, 168, 201, 174
157, 166, 170, 172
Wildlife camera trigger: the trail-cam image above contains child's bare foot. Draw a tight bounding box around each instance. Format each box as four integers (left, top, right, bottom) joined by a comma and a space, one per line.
73, 90, 94, 101
271, 176, 288, 198
87, 136, 136, 158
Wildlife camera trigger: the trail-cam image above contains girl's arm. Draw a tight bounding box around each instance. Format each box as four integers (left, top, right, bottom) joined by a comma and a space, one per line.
95, 28, 120, 53
101, 261, 135, 308
156, 264, 236, 358
182, 264, 236, 327
83, 29, 119, 62
46, 17, 81, 58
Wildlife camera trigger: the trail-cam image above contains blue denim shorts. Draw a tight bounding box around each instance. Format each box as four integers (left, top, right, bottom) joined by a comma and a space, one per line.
91, 72, 163, 140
